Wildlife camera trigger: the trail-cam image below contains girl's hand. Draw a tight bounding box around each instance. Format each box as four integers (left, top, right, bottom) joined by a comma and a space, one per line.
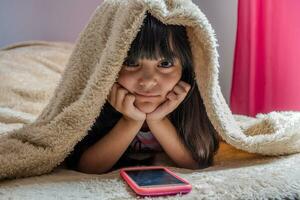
146, 81, 191, 123
107, 82, 146, 122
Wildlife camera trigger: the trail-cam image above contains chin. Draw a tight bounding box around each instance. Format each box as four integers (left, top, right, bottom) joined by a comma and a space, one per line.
134, 101, 158, 113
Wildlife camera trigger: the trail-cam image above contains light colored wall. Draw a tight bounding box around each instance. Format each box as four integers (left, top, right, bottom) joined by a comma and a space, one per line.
0, 0, 102, 46
196, 0, 238, 103
0, 0, 237, 103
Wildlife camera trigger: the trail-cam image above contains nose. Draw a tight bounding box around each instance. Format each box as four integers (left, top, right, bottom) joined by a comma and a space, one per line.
139, 70, 157, 90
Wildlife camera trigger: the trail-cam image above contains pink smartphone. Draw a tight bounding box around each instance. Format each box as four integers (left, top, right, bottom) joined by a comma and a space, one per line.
119, 166, 192, 197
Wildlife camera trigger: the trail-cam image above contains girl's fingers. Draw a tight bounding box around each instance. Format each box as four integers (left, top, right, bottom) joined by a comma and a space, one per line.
167, 81, 191, 101
173, 84, 186, 95
110, 83, 118, 105
107, 83, 114, 101
167, 91, 178, 100
167, 84, 184, 101
123, 94, 135, 112
172, 81, 191, 99
116, 88, 129, 109
178, 81, 191, 93
108, 83, 145, 121
124, 95, 146, 120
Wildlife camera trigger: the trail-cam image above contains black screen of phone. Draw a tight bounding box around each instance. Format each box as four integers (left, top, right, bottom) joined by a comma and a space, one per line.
125, 168, 187, 187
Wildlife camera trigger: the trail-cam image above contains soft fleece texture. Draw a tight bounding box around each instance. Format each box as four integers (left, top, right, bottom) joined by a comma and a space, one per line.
0, 1, 300, 197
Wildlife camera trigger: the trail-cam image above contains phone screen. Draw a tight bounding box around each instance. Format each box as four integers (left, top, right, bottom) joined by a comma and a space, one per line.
125, 168, 187, 187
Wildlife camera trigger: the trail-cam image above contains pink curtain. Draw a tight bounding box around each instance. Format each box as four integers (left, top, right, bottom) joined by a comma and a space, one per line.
230, 0, 300, 117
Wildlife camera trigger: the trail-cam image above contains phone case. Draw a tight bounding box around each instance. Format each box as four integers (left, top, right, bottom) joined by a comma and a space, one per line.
119, 166, 192, 197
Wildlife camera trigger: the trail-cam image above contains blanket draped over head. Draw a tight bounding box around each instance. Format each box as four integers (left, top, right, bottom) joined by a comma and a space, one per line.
1, 0, 300, 180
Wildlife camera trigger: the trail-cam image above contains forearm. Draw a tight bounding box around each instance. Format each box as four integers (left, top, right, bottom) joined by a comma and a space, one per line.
148, 118, 199, 169
77, 117, 143, 174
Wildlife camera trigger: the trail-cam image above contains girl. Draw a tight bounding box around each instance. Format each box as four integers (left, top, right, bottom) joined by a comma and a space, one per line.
64, 12, 220, 174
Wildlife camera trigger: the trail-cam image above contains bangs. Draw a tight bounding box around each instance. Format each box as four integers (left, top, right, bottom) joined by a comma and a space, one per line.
123, 12, 188, 65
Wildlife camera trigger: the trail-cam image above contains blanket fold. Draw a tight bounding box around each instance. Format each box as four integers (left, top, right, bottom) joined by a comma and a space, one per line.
1, 0, 300, 181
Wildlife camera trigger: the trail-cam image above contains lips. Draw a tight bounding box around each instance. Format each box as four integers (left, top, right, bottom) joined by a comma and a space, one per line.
135, 92, 160, 97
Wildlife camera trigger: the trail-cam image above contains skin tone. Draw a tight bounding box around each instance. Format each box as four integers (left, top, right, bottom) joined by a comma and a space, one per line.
111, 57, 191, 125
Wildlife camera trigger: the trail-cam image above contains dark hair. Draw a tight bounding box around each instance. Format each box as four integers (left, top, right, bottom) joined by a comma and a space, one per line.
103, 12, 219, 169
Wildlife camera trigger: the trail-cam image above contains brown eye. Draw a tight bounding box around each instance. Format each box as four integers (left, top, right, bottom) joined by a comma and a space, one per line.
159, 60, 174, 68
123, 59, 139, 67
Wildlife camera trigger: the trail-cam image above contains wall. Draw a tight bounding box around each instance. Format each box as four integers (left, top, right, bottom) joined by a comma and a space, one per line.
0, 0, 102, 46
196, 0, 238, 103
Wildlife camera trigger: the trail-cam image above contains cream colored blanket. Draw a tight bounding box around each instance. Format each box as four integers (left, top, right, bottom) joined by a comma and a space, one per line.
0, 0, 300, 198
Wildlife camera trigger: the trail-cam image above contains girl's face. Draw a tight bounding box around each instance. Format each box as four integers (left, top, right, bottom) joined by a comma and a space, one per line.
117, 57, 182, 113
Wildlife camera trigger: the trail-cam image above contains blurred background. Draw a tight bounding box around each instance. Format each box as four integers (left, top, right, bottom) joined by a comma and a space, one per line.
0, 0, 237, 106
